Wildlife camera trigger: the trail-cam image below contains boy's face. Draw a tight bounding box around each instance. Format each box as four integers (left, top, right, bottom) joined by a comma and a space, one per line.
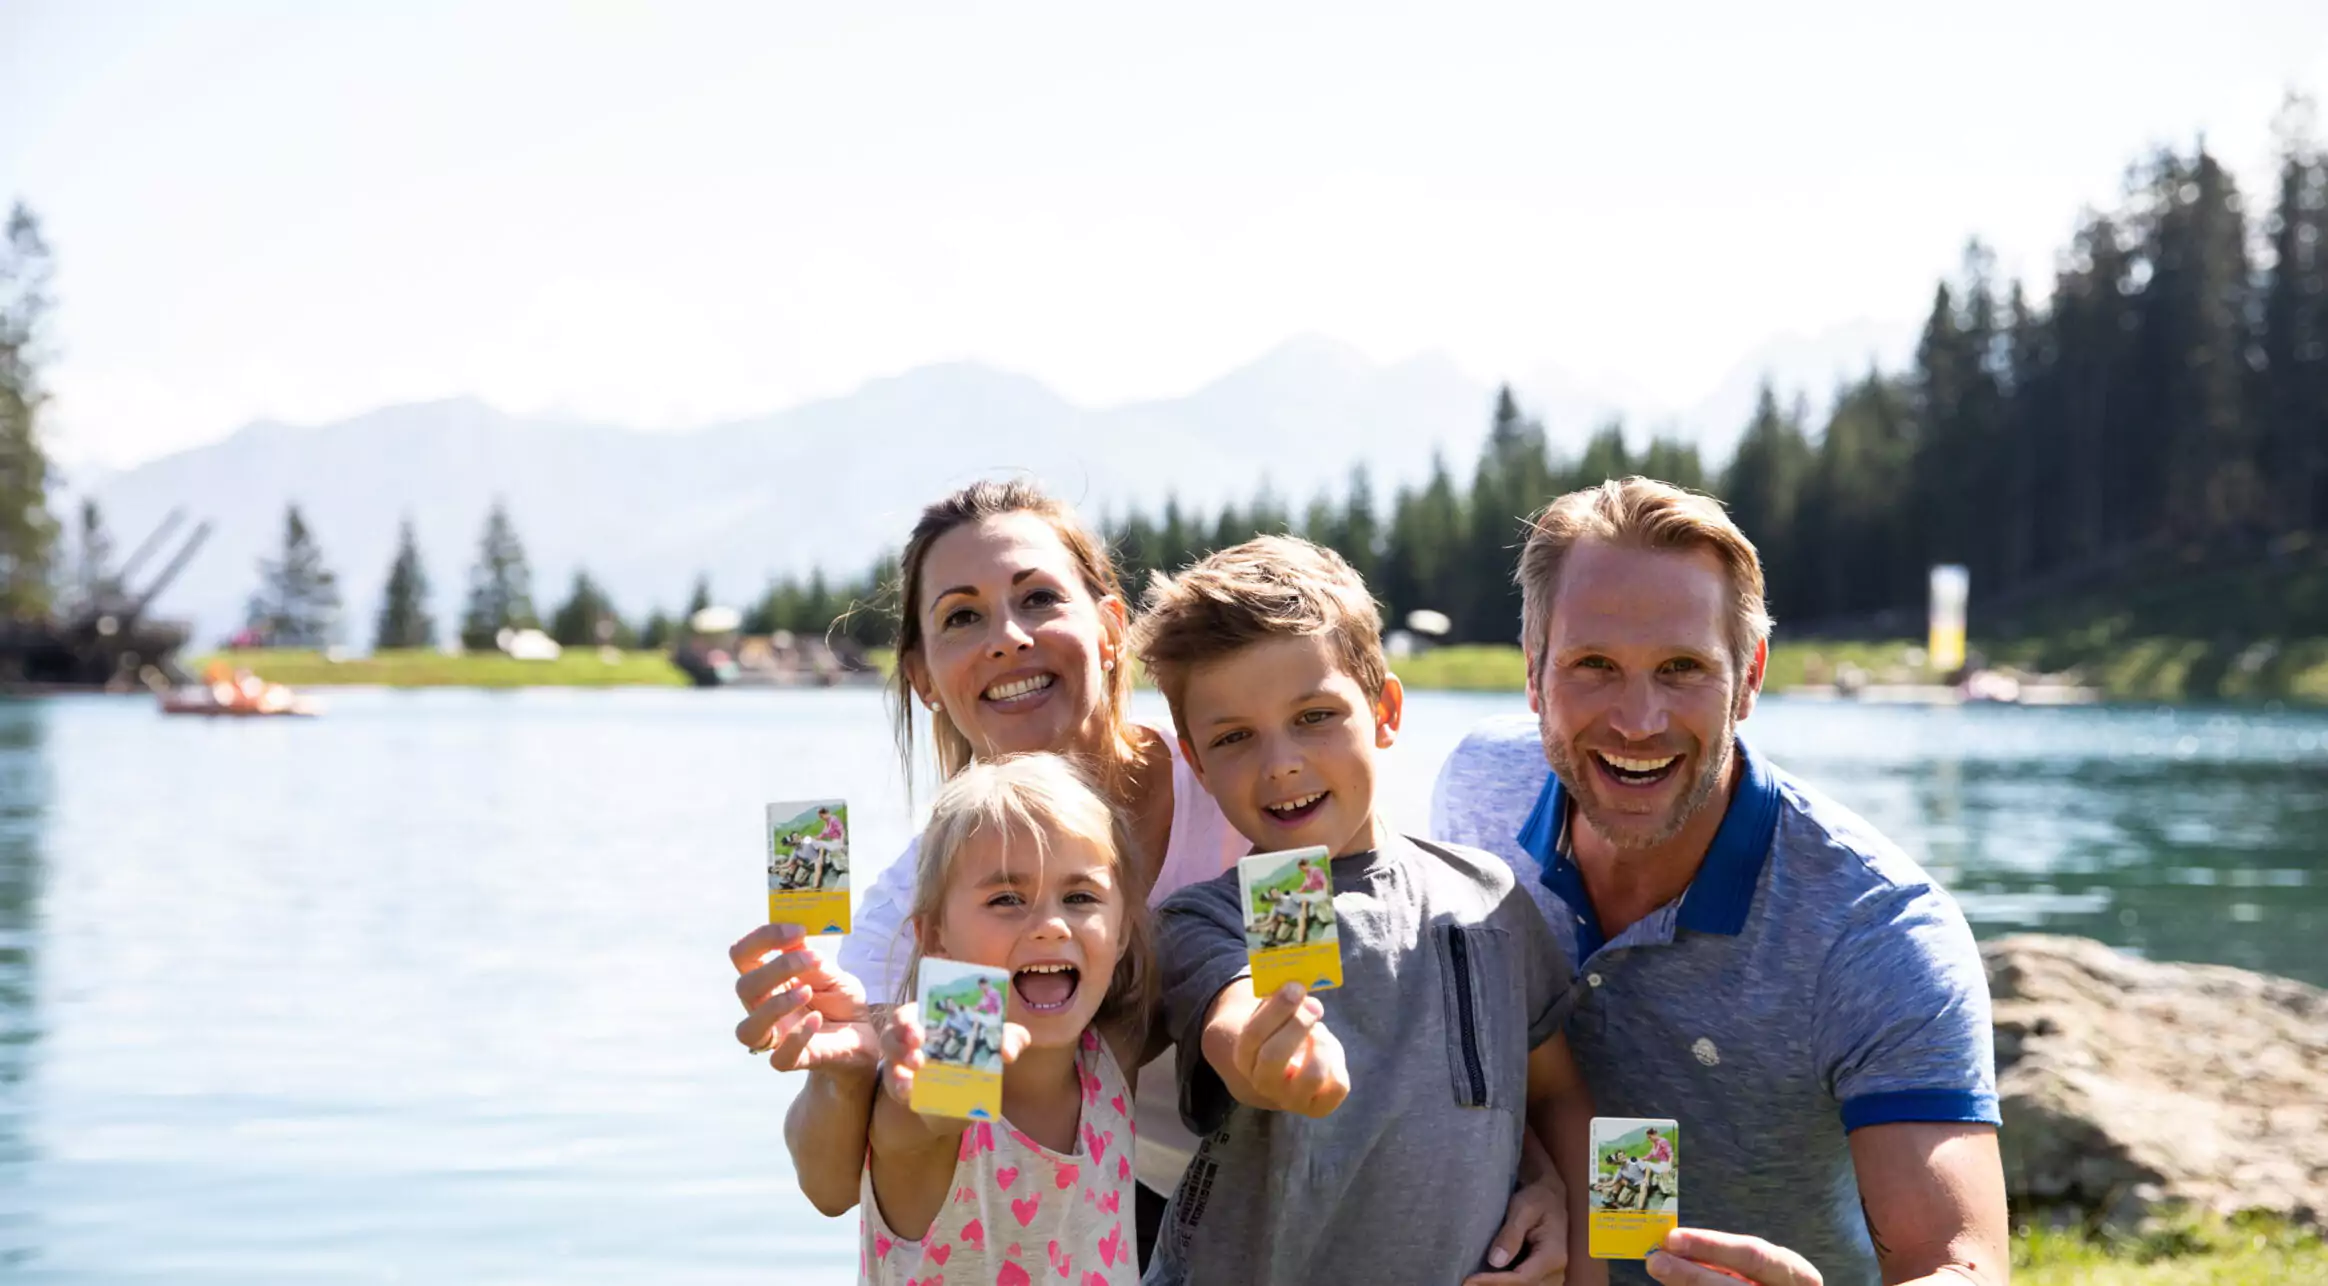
1179, 634, 1402, 859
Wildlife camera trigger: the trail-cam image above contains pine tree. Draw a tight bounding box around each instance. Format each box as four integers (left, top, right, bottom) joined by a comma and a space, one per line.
247, 504, 342, 647
1723, 383, 1813, 621
683, 574, 712, 624
549, 569, 624, 646
0, 203, 58, 620
459, 499, 537, 651
1637, 437, 1707, 492
2261, 96, 2328, 533
640, 609, 674, 650
1340, 464, 1382, 590
373, 516, 434, 650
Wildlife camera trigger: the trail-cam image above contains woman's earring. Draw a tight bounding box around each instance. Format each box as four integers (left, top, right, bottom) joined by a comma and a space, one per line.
1101, 656, 1114, 673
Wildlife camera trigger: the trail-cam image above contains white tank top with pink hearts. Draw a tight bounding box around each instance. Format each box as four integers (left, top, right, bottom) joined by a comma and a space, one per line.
859, 1028, 1137, 1286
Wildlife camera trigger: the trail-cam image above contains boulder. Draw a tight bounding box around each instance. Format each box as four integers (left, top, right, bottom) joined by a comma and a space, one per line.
1986, 934, 2328, 1231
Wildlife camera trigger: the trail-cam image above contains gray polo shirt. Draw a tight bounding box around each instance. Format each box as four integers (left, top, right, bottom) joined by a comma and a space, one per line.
1144, 833, 1586, 1286
1430, 717, 1998, 1286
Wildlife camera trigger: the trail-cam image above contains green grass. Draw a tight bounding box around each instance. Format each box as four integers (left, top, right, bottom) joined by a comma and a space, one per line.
2011, 1212, 2327, 1285
193, 647, 691, 688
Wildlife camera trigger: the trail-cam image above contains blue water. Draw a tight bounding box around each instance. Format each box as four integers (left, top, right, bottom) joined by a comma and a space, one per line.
0, 689, 2320, 1281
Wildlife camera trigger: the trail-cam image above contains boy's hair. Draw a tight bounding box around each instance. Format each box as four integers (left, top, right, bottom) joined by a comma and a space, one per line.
901, 752, 1155, 1036
1129, 534, 1387, 741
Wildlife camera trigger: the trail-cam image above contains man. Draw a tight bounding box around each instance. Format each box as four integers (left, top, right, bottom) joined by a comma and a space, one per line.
1432, 478, 2007, 1286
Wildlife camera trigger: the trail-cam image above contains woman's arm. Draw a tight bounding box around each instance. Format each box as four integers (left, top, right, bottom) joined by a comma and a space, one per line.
786, 1060, 881, 1217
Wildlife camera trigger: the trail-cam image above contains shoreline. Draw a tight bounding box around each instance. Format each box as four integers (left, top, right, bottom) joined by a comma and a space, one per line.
173, 643, 2328, 706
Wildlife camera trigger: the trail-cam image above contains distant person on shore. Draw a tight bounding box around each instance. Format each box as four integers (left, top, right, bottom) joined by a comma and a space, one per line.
1431, 477, 2008, 1286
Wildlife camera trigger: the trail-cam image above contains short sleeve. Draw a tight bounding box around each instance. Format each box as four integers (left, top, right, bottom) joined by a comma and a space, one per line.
1813, 882, 2000, 1131
838, 836, 922, 1007
1154, 875, 1256, 1137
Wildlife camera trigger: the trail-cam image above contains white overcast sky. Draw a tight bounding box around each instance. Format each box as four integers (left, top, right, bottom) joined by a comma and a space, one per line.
5, 0, 2327, 468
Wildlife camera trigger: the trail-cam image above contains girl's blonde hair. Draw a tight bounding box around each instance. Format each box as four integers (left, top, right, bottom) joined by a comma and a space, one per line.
900, 752, 1155, 1038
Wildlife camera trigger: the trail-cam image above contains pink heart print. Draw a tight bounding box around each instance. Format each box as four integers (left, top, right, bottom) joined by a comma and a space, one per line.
930, 1244, 952, 1266
1099, 1191, 1120, 1214
996, 1166, 1020, 1191
997, 1262, 1032, 1286
1115, 1154, 1130, 1182
1098, 1223, 1124, 1268
876, 1235, 893, 1259
1082, 1125, 1112, 1163
1054, 1164, 1079, 1190
1011, 1195, 1041, 1227
959, 1122, 996, 1159
1109, 1094, 1126, 1118
960, 1219, 985, 1250
1048, 1239, 1072, 1277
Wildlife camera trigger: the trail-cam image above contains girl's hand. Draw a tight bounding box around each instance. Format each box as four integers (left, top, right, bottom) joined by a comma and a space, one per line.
879, 1006, 1032, 1121
729, 923, 876, 1073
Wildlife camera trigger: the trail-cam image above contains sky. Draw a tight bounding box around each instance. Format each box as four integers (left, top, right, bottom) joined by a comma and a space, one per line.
5, 0, 2327, 469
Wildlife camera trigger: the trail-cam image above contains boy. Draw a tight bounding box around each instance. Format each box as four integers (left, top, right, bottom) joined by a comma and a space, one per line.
1128, 535, 1601, 1286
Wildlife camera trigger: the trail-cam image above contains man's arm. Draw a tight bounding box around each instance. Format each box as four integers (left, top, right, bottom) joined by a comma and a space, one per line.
1849, 1121, 2008, 1285
1644, 1123, 2006, 1286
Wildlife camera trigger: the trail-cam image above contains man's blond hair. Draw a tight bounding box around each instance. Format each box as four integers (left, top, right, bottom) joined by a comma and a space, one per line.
1516, 477, 1773, 674
1129, 535, 1387, 740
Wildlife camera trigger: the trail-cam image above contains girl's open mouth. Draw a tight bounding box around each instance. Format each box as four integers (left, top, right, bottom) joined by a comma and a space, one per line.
1013, 962, 1080, 1012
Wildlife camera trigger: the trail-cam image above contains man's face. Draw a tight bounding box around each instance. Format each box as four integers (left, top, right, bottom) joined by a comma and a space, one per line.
1527, 540, 1761, 852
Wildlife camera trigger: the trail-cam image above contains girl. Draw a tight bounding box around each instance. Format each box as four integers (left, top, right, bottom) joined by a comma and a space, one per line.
856, 752, 1155, 1286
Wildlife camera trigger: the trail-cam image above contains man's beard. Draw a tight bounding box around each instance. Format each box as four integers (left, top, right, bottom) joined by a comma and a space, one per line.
1539, 710, 1735, 853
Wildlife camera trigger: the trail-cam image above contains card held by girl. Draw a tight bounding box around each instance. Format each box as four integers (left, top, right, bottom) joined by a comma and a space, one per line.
910, 957, 1009, 1121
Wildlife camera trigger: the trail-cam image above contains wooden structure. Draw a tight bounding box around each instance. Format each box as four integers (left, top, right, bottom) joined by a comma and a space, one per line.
0, 509, 211, 692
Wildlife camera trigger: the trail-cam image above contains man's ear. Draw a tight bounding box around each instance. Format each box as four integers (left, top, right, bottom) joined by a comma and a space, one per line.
1374, 673, 1405, 748
1736, 637, 1768, 721
1523, 649, 1543, 716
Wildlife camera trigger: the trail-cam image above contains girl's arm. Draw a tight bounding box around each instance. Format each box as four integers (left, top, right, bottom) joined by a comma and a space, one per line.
868, 1008, 1032, 1240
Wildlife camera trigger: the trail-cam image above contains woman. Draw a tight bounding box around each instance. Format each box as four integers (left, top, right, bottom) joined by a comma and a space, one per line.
725, 478, 1247, 1265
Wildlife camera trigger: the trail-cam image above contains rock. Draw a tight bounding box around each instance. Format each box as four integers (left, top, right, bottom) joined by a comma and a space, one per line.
1985, 934, 2328, 1231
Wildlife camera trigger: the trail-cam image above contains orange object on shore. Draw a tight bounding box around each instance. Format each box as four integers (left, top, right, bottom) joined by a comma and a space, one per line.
159, 663, 320, 717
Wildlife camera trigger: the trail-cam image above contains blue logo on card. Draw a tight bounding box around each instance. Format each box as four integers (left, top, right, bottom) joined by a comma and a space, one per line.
968, 1107, 994, 1120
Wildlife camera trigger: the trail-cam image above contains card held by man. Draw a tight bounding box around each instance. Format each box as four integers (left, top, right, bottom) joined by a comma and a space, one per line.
1589, 1116, 1679, 1260
1236, 845, 1342, 995
909, 957, 1009, 1121
766, 798, 851, 935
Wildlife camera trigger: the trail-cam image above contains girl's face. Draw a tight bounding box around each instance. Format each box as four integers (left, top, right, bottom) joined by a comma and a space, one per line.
905, 513, 1123, 763
926, 822, 1124, 1050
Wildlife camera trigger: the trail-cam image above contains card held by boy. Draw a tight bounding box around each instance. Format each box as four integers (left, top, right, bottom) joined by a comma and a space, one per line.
1237, 845, 1342, 995
765, 799, 851, 935
1588, 1116, 1679, 1260
909, 957, 1009, 1121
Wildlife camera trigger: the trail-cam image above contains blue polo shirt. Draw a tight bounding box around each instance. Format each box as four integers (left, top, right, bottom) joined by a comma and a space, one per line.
1429, 716, 1998, 1286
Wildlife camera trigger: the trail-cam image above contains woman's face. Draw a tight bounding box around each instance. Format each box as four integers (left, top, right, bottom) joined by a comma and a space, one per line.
906, 512, 1123, 762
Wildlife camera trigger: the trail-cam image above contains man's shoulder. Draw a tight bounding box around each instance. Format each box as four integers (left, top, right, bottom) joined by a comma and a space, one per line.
1760, 758, 1978, 959
1439, 713, 1550, 790
1402, 832, 1519, 897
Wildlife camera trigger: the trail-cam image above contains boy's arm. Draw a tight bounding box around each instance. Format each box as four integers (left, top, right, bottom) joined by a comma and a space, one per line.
1198, 981, 1349, 1117
1157, 880, 1350, 1130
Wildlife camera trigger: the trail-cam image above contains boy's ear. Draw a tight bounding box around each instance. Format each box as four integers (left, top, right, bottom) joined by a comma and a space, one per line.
1373, 673, 1405, 749
1178, 734, 1208, 787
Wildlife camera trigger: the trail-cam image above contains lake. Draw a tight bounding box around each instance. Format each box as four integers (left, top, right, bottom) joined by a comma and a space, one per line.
2, 689, 2322, 1282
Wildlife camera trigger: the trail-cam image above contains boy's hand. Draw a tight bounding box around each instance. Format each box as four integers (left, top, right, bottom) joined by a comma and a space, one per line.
878, 1006, 1031, 1123
1465, 1172, 1576, 1285
1228, 982, 1349, 1118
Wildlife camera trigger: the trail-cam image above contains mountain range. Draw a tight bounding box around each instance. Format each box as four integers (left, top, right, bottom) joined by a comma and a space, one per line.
75, 323, 1914, 647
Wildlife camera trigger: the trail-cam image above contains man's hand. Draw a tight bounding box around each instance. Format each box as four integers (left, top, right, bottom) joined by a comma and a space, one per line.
729, 923, 876, 1072
1462, 1173, 1577, 1285
1646, 1230, 1821, 1285
1216, 982, 1350, 1117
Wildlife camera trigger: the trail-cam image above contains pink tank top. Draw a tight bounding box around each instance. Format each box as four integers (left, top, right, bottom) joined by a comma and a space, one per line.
860, 1028, 1138, 1285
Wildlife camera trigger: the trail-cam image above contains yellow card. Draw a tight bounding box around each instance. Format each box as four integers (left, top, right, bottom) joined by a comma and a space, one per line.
1589, 1116, 1679, 1260
909, 957, 1007, 1121
766, 799, 851, 935
1238, 846, 1341, 995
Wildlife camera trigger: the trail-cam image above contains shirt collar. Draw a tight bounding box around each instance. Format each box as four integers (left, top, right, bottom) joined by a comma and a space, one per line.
1518, 736, 1783, 937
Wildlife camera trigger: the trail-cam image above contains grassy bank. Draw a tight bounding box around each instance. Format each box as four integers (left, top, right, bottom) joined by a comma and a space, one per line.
2012, 1212, 2326, 1284
194, 647, 691, 688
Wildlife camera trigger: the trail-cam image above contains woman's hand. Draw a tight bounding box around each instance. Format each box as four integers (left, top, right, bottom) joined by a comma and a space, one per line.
729, 923, 877, 1072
